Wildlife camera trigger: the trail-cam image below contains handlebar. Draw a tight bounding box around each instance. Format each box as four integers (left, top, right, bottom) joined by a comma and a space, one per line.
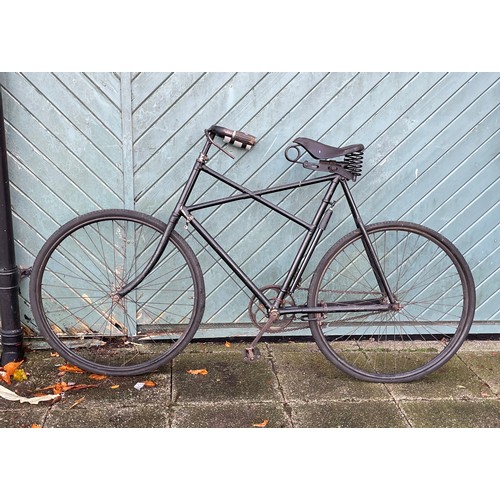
209, 125, 257, 150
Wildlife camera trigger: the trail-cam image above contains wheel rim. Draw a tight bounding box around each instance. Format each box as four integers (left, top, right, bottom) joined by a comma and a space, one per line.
311, 224, 472, 381
34, 214, 201, 374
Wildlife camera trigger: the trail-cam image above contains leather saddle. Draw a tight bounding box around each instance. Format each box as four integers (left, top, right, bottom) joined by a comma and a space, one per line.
294, 137, 364, 160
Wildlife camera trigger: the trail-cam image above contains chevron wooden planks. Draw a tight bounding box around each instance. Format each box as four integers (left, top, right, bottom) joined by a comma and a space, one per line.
1, 72, 498, 334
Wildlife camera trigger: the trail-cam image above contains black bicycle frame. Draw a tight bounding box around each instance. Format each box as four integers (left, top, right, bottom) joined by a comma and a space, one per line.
118, 133, 395, 317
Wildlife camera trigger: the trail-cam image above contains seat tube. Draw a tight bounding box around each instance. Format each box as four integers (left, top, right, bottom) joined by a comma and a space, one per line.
274, 177, 340, 306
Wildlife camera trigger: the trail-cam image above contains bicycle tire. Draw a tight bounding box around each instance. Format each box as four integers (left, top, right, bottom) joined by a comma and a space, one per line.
307, 221, 475, 383
29, 209, 205, 376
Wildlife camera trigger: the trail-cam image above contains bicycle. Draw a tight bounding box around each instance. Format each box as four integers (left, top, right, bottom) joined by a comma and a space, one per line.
29, 125, 476, 382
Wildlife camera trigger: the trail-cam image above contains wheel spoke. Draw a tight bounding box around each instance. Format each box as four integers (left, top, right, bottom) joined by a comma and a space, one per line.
32, 211, 204, 376
309, 222, 474, 382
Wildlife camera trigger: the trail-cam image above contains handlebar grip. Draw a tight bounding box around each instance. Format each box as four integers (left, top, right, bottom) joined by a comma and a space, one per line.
210, 125, 257, 150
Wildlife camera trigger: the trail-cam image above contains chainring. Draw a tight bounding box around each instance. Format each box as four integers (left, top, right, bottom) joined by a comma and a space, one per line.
248, 285, 296, 332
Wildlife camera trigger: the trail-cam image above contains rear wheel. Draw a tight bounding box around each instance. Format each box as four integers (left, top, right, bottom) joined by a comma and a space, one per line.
30, 209, 205, 376
307, 221, 475, 382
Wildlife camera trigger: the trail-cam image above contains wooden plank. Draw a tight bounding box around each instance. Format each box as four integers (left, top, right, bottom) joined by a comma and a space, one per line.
2, 74, 123, 205
120, 72, 135, 209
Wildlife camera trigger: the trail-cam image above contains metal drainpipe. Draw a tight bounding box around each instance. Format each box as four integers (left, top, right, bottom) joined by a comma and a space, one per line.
0, 90, 24, 364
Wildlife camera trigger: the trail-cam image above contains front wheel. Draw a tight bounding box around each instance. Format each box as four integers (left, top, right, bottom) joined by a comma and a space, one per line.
29, 209, 205, 376
307, 221, 475, 383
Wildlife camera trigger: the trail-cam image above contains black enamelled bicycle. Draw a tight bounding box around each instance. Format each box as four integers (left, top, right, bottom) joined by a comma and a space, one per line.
29, 125, 476, 383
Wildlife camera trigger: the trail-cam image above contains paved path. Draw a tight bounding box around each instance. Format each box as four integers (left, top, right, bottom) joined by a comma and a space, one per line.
1, 340, 499, 428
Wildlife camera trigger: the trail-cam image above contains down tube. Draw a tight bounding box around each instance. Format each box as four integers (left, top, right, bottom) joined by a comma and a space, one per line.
187, 216, 272, 310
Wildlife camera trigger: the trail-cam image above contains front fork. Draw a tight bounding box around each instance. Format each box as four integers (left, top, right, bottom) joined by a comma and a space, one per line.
117, 138, 211, 298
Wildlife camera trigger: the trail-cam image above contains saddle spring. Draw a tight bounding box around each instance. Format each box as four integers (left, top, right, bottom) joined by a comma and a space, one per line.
343, 151, 364, 179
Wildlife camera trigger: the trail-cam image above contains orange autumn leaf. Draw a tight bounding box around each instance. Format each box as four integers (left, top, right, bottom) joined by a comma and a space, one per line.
89, 374, 107, 380
3, 360, 24, 372
39, 381, 98, 395
252, 419, 269, 428
186, 369, 208, 376
143, 380, 157, 387
1, 360, 24, 385
43, 382, 72, 394
58, 364, 85, 374
31, 424, 42, 428
110, 385, 120, 389
225, 341, 231, 348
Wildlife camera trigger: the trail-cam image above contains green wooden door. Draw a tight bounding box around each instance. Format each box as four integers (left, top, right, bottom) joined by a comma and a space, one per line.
1, 72, 498, 336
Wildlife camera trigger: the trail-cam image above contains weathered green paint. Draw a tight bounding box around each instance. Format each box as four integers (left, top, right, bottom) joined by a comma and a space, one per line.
0, 72, 498, 334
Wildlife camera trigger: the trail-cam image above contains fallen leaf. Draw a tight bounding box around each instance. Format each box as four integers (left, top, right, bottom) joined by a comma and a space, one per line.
110, 385, 120, 389
40, 382, 72, 394
186, 369, 208, 376
68, 383, 98, 391
39, 382, 98, 395
69, 396, 85, 409
89, 374, 107, 380
225, 341, 231, 348
50, 352, 60, 357
1, 360, 24, 384
13, 369, 28, 382
58, 364, 85, 374
31, 424, 42, 428
3, 360, 24, 371
252, 419, 269, 428
143, 380, 157, 387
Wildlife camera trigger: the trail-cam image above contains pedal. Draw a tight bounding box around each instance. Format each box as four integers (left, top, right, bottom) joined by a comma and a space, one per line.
243, 346, 261, 362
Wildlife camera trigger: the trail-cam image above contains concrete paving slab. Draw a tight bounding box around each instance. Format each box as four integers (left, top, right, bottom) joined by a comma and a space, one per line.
1, 350, 172, 410
172, 348, 281, 403
264, 340, 320, 354
172, 402, 291, 428
51, 370, 171, 408
401, 400, 500, 428
44, 404, 168, 428
0, 407, 49, 428
456, 340, 500, 352
291, 401, 409, 428
0, 349, 65, 410
269, 348, 391, 402
1, 340, 499, 428
387, 356, 494, 401
183, 339, 251, 354
457, 351, 500, 394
